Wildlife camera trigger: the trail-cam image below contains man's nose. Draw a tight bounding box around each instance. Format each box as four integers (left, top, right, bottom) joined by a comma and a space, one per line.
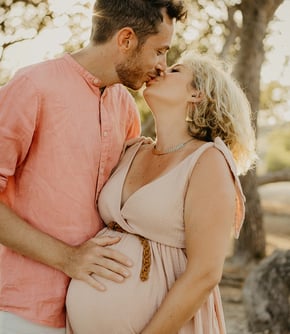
156, 56, 167, 76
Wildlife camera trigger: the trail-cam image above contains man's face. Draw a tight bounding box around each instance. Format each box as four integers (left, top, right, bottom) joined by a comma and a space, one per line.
115, 13, 174, 90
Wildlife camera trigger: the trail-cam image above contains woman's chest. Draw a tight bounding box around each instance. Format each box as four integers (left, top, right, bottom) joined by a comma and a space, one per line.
121, 151, 181, 205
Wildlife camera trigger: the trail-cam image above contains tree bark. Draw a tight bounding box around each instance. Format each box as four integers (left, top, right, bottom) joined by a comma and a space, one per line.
236, 171, 266, 261
232, 0, 284, 263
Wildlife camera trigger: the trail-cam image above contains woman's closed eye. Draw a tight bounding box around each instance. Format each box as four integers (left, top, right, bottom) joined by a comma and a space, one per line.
167, 67, 179, 74
168, 64, 183, 73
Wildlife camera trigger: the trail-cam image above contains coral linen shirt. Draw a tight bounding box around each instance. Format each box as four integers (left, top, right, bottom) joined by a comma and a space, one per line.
0, 54, 141, 327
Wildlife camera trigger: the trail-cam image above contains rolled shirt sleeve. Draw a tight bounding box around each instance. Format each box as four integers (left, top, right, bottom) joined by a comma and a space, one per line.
0, 72, 39, 192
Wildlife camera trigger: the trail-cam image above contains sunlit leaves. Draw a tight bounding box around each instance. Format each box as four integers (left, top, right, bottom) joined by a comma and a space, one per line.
0, 0, 93, 84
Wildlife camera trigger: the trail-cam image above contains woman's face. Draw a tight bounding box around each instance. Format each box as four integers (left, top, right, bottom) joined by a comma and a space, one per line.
143, 63, 195, 108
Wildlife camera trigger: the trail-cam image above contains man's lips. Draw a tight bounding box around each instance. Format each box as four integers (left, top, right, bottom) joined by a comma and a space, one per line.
146, 75, 158, 86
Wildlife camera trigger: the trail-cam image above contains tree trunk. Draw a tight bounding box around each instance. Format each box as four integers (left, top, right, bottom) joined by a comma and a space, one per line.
232, 0, 284, 263
235, 171, 266, 261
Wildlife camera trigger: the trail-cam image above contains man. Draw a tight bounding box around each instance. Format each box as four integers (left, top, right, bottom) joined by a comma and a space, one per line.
0, 0, 186, 333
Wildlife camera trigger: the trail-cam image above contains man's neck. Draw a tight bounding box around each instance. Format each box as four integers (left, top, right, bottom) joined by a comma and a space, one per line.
71, 44, 118, 87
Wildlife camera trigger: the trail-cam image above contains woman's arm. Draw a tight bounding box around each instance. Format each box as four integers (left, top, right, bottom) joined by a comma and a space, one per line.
141, 147, 236, 334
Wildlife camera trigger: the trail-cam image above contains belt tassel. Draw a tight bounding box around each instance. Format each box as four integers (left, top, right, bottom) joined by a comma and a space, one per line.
107, 222, 151, 281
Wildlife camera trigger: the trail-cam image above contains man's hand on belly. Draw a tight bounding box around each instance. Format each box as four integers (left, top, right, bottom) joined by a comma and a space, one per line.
63, 235, 133, 291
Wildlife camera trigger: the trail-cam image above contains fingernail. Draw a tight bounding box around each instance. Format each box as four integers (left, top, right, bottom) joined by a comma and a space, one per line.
123, 270, 130, 277
126, 260, 133, 266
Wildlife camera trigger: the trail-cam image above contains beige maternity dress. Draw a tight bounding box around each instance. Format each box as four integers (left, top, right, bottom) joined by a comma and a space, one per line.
66, 137, 245, 334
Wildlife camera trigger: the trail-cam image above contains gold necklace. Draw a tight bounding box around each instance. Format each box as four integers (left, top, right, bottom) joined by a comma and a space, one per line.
152, 138, 194, 156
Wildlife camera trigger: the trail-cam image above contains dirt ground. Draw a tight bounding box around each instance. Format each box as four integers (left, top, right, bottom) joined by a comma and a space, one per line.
220, 182, 290, 334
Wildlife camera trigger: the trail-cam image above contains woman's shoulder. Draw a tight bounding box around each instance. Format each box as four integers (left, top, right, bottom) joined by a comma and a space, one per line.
191, 137, 237, 175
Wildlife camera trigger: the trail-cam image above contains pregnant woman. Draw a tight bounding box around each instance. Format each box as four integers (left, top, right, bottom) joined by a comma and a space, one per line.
66, 52, 256, 333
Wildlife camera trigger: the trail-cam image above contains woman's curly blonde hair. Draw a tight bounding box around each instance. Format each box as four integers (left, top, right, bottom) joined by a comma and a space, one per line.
181, 52, 257, 175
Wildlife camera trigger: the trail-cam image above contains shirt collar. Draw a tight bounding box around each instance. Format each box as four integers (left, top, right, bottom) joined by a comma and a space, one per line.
63, 53, 102, 88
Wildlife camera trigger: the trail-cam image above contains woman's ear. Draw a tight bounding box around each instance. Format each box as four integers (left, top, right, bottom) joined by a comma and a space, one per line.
189, 89, 204, 103
117, 27, 138, 52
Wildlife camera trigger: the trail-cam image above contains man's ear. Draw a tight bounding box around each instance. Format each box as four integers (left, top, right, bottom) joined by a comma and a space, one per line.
189, 89, 204, 103
117, 27, 138, 52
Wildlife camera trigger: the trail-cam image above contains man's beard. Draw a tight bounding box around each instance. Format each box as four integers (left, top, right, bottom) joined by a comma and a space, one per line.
115, 53, 144, 90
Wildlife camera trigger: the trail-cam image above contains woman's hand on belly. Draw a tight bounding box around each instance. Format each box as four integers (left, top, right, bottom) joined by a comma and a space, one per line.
63, 231, 133, 291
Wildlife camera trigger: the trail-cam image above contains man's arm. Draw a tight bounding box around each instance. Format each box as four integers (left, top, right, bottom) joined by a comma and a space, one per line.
0, 202, 132, 290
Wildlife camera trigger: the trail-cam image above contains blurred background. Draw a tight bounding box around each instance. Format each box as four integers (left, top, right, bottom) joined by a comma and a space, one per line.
1, 1, 289, 332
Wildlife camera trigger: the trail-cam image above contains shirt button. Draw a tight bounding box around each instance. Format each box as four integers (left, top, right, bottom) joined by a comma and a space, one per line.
100, 167, 104, 174
93, 78, 101, 86
103, 131, 108, 137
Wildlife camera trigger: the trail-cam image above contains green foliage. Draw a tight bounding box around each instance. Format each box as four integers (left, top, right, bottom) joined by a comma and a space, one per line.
260, 81, 289, 110
266, 124, 290, 171
259, 82, 290, 126
0, 1, 52, 53
0, 0, 93, 85
128, 89, 151, 122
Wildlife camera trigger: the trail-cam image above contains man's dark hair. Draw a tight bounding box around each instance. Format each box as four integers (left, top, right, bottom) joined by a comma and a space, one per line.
90, 0, 187, 46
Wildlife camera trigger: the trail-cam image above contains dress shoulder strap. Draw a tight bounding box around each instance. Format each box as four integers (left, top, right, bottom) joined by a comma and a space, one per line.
186, 137, 245, 239
213, 137, 245, 238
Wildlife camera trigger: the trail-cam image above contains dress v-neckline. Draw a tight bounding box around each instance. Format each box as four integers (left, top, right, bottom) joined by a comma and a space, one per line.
119, 139, 213, 211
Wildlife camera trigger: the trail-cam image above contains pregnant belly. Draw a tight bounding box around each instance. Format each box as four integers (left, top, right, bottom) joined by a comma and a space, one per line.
66, 229, 167, 334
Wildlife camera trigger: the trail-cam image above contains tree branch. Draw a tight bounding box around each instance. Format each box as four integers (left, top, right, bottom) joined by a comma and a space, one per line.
220, 5, 241, 59
257, 169, 290, 186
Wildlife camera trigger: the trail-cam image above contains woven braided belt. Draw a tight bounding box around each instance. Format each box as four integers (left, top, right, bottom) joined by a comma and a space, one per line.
107, 221, 151, 281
